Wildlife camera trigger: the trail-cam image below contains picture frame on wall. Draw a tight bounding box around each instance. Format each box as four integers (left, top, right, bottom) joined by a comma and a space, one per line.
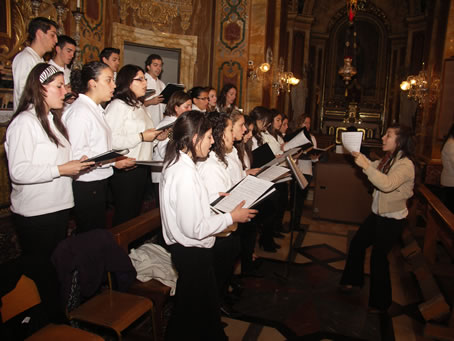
0, 0, 11, 38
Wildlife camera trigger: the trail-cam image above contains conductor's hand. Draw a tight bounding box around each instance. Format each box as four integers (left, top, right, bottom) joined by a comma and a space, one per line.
142, 128, 162, 142
146, 95, 164, 106
114, 157, 136, 169
230, 200, 258, 223
58, 156, 94, 176
352, 151, 370, 170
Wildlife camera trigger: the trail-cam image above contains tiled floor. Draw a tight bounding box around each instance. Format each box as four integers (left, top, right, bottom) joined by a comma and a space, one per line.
222, 205, 435, 341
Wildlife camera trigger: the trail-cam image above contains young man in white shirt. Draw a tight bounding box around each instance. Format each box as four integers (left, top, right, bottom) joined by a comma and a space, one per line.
99, 47, 120, 80
144, 54, 166, 127
49, 35, 76, 91
12, 17, 58, 110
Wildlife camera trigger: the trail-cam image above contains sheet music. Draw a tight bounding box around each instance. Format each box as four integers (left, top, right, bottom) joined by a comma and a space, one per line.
283, 129, 312, 151
257, 165, 290, 182
341, 132, 363, 153
275, 176, 292, 184
212, 175, 274, 213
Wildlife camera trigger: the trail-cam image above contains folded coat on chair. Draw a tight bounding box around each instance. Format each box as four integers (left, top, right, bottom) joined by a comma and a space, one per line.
51, 229, 137, 308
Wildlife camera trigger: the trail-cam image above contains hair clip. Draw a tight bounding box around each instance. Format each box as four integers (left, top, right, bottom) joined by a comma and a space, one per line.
39, 64, 60, 84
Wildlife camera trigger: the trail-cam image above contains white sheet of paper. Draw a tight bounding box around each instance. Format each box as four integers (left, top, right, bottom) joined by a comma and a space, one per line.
257, 165, 290, 182
284, 130, 312, 151
341, 131, 363, 153
213, 175, 274, 212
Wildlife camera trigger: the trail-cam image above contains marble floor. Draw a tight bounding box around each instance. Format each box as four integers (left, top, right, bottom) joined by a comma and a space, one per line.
0, 199, 446, 341
222, 206, 433, 341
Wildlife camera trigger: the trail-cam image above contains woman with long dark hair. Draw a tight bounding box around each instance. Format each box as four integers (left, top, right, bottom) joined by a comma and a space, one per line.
64, 61, 135, 233
206, 86, 218, 113
249, 106, 273, 151
161, 111, 256, 340
105, 64, 164, 225
217, 83, 238, 114
151, 91, 192, 205
441, 124, 454, 212
5, 62, 93, 321
340, 124, 416, 313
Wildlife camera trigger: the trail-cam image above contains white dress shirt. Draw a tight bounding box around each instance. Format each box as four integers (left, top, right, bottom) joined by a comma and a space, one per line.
261, 131, 283, 155
441, 138, 454, 187
197, 151, 233, 203
225, 147, 246, 185
145, 73, 166, 127
105, 99, 155, 161
49, 59, 71, 85
151, 115, 177, 183
5, 107, 74, 216
64, 94, 113, 182
12, 47, 44, 110
160, 152, 233, 248
191, 103, 206, 112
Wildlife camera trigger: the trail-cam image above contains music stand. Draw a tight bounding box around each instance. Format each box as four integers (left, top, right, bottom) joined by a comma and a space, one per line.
279, 155, 309, 279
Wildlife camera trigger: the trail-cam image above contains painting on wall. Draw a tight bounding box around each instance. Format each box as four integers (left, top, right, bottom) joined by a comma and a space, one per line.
0, 0, 11, 38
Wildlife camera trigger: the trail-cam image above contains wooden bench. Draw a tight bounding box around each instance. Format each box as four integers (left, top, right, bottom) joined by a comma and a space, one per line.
405, 184, 454, 339
110, 208, 171, 341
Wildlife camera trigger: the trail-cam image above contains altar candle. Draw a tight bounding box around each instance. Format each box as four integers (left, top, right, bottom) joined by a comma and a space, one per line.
76, 0, 80, 9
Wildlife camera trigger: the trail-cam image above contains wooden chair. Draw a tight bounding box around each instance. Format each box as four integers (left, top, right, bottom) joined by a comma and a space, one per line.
67, 288, 155, 340
54, 230, 156, 341
1, 275, 103, 341
110, 208, 172, 341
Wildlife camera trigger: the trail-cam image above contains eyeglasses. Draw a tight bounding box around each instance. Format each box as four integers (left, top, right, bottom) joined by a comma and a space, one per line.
197, 97, 209, 101
133, 77, 146, 82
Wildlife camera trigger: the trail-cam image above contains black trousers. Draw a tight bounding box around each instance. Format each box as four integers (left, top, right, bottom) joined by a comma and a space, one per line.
236, 221, 257, 274
13, 209, 70, 322
340, 213, 405, 309
441, 186, 454, 213
213, 233, 241, 298
166, 244, 227, 341
72, 179, 109, 233
110, 166, 148, 226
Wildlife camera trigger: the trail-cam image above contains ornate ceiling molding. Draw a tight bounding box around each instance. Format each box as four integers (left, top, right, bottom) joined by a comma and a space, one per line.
119, 0, 193, 33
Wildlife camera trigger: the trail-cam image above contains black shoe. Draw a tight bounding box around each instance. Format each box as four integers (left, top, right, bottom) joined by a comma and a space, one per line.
241, 268, 264, 278
229, 282, 243, 298
220, 303, 240, 318
259, 239, 277, 253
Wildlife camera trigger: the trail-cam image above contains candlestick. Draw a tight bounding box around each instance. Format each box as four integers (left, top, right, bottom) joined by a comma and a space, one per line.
54, 0, 68, 35
71, 8, 84, 70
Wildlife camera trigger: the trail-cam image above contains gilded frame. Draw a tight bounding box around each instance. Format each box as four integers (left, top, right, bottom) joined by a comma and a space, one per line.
0, 0, 11, 38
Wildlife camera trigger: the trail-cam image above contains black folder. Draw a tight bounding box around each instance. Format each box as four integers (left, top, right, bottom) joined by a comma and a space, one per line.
82, 149, 129, 163
160, 84, 185, 104
251, 143, 275, 169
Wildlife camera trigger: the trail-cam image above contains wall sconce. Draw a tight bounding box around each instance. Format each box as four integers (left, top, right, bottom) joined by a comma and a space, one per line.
272, 57, 300, 95
247, 60, 270, 80
400, 63, 440, 108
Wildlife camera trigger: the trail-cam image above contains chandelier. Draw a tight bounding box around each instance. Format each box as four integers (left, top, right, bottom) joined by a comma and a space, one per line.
400, 64, 441, 107
272, 58, 300, 95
